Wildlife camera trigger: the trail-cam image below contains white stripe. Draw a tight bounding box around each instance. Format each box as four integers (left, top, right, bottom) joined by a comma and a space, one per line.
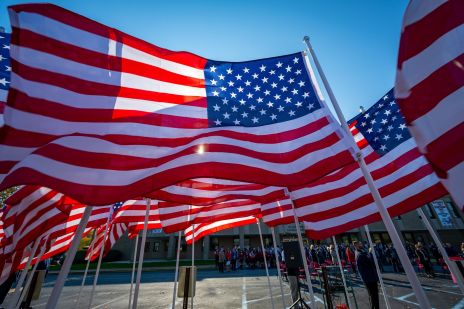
161, 184, 280, 198
12, 11, 205, 79
442, 161, 464, 208
12, 45, 207, 97
402, 0, 447, 27
11, 73, 207, 118
305, 173, 441, 231
0, 89, 7, 102
409, 86, 464, 150
397, 24, 464, 91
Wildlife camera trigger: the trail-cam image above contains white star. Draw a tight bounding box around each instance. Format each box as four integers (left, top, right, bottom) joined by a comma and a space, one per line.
239, 99, 246, 105
226, 68, 233, 74
249, 104, 256, 110
392, 116, 397, 121
222, 98, 229, 105
228, 81, 235, 87
295, 69, 302, 75
377, 128, 383, 133
285, 65, 292, 72
374, 137, 380, 142
237, 86, 244, 93
399, 123, 407, 130
209, 65, 216, 72
0, 78, 9, 86
252, 73, 259, 79
254, 85, 261, 92
278, 74, 285, 81
259, 109, 266, 115
210, 79, 217, 86
284, 97, 292, 103
241, 111, 248, 118
367, 128, 373, 134
247, 93, 254, 99
259, 64, 266, 72
277, 105, 285, 112
3, 44, 10, 50
233, 119, 241, 125
302, 92, 309, 98
383, 134, 390, 141
256, 97, 264, 103
307, 103, 314, 110
370, 119, 376, 125
212, 90, 219, 96
384, 110, 391, 116
383, 95, 389, 100
218, 74, 225, 80
276, 62, 283, 68
270, 114, 277, 121
261, 77, 268, 83
395, 134, 403, 140
0, 55, 5, 61
298, 81, 305, 87
288, 110, 295, 116
364, 113, 370, 119
231, 105, 238, 112
235, 74, 242, 80
269, 70, 276, 75
220, 86, 227, 92
380, 145, 387, 151
264, 90, 271, 96
274, 94, 281, 100
271, 82, 278, 88
361, 122, 367, 127
223, 112, 230, 119
243, 67, 250, 73
267, 101, 274, 108
281, 86, 288, 92
387, 125, 394, 131
381, 119, 387, 125
244, 80, 251, 86
288, 78, 295, 84
379, 103, 384, 108
252, 117, 259, 124
390, 101, 396, 106
214, 119, 222, 126
213, 104, 220, 111
293, 57, 299, 64
230, 92, 237, 98
295, 101, 303, 108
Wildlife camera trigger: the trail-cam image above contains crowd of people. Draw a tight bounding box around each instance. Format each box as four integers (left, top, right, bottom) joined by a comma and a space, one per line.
214, 246, 280, 272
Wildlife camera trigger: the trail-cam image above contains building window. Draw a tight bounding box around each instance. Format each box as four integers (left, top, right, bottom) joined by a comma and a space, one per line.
424, 204, 436, 219
153, 241, 160, 252
446, 202, 459, 218
144, 241, 150, 252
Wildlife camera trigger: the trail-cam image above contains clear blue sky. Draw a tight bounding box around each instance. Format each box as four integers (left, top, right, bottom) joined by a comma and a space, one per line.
1, 0, 408, 120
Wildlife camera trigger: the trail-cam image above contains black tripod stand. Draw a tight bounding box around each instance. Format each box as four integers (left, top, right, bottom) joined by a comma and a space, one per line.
289, 278, 311, 309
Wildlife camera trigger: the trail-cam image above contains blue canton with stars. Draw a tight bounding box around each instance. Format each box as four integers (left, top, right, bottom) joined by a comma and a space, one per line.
0, 33, 11, 99
204, 53, 321, 127
349, 88, 411, 156
112, 201, 123, 216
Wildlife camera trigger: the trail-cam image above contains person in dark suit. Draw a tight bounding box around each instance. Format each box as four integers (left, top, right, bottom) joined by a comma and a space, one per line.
355, 241, 379, 309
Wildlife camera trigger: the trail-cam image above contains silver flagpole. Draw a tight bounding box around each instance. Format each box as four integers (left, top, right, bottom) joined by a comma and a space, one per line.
8, 239, 41, 309
75, 229, 97, 309
331, 236, 353, 309
46, 206, 93, 309
172, 231, 182, 309
417, 208, 464, 294
303, 36, 431, 309
364, 225, 391, 309
88, 209, 113, 308
271, 227, 286, 309
128, 234, 140, 309
257, 219, 275, 309
191, 224, 195, 309
131, 198, 151, 309
286, 188, 316, 307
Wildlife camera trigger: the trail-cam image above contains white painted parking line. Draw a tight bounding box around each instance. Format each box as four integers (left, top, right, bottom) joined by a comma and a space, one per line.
91, 294, 128, 309
242, 277, 248, 309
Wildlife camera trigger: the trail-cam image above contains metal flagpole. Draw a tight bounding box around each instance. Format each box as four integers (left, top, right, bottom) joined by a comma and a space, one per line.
271, 227, 286, 309
172, 231, 182, 309
46, 205, 93, 309
417, 208, 464, 294
75, 229, 97, 309
303, 36, 431, 308
128, 235, 140, 309
131, 198, 151, 309
364, 225, 391, 309
191, 224, 195, 309
15, 239, 48, 309
331, 236, 353, 309
285, 188, 316, 307
88, 208, 113, 308
257, 219, 276, 309
8, 239, 41, 309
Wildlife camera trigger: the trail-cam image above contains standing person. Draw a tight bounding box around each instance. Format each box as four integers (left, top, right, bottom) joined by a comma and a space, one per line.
355, 241, 379, 309
231, 246, 238, 271
346, 242, 357, 274
329, 244, 338, 265
415, 243, 435, 278
218, 248, 225, 273
214, 246, 219, 270
387, 244, 402, 273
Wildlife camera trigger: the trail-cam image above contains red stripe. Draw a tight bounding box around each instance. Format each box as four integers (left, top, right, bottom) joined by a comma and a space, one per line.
11, 28, 206, 88
186, 218, 257, 244
10, 4, 207, 70
397, 0, 463, 64
264, 216, 294, 227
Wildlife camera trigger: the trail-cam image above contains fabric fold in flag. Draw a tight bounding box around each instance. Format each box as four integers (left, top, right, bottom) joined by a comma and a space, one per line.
395, 0, 464, 208
0, 3, 354, 205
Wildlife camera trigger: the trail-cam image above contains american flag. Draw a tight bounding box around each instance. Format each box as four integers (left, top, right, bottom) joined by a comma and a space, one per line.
0, 32, 10, 127
395, 0, 464, 209
113, 199, 162, 237
158, 199, 262, 233
86, 222, 127, 262
184, 216, 258, 245
260, 197, 294, 227
0, 4, 354, 205
291, 89, 447, 239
